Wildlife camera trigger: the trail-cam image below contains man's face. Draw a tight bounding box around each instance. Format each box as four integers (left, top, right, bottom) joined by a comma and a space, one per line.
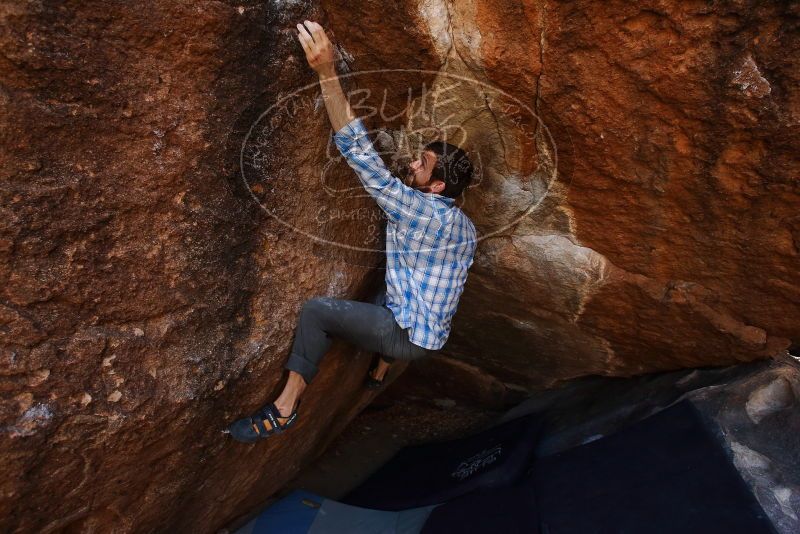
405, 150, 445, 194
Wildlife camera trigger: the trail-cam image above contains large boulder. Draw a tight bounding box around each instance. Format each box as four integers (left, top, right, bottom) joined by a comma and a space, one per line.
416, 0, 799, 389
0, 1, 434, 531
1, 0, 797, 532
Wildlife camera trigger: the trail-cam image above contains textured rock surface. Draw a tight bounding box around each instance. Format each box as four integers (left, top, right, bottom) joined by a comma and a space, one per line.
424, 0, 800, 389
1, 0, 798, 532
0, 1, 430, 532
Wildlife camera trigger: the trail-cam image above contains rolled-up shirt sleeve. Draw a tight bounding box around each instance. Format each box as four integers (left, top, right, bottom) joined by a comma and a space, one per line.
333, 117, 427, 224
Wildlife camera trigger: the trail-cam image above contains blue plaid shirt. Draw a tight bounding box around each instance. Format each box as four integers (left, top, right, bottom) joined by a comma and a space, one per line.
333, 117, 477, 350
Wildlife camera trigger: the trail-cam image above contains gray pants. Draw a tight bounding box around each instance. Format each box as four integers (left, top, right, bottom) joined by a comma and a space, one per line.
284, 288, 433, 384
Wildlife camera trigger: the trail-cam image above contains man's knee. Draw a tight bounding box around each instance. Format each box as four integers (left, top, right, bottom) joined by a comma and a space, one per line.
301, 296, 335, 318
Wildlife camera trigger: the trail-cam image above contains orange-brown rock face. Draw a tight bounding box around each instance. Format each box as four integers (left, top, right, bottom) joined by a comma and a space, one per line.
0, 0, 798, 531
427, 0, 799, 389
0, 0, 435, 532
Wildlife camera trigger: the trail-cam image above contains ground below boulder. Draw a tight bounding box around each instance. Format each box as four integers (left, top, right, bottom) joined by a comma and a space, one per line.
262, 351, 799, 534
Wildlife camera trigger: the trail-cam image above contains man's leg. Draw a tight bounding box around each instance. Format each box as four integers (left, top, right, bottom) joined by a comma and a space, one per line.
368, 282, 393, 383
273, 296, 428, 416
273, 370, 307, 418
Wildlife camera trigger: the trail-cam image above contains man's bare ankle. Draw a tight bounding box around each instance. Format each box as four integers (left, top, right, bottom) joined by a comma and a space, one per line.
371, 367, 388, 381
274, 400, 296, 418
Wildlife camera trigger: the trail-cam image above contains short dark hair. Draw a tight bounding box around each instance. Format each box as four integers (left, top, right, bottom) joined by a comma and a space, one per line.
424, 141, 473, 199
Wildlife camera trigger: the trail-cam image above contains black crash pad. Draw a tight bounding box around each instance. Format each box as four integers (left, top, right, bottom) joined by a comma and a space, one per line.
343, 413, 543, 511
532, 399, 776, 534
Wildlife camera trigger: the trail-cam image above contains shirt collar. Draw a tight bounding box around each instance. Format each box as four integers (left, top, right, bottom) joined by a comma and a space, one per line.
429, 193, 456, 206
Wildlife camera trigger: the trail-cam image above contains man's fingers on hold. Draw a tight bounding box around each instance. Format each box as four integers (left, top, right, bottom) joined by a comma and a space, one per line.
297, 31, 311, 54
297, 22, 314, 46
305, 20, 327, 46
301, 20, 317, 42
297, 25, 316, 55
309, 22, 327, 43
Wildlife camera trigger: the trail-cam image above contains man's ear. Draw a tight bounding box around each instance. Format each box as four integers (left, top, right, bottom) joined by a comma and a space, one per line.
431, 179, 446, 195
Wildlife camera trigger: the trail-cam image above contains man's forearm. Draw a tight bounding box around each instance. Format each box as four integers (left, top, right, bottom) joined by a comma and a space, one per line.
317, 66, 355, 133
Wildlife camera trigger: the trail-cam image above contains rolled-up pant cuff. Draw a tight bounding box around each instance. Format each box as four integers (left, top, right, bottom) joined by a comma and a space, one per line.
285, 353, 318, 385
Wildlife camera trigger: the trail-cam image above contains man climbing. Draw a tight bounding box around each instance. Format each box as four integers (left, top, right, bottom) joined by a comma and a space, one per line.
228, 21, 477, 443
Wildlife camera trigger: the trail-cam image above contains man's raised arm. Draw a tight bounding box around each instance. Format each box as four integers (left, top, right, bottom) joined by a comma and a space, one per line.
294, 20, 431, 225
296, 21, 353, 133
